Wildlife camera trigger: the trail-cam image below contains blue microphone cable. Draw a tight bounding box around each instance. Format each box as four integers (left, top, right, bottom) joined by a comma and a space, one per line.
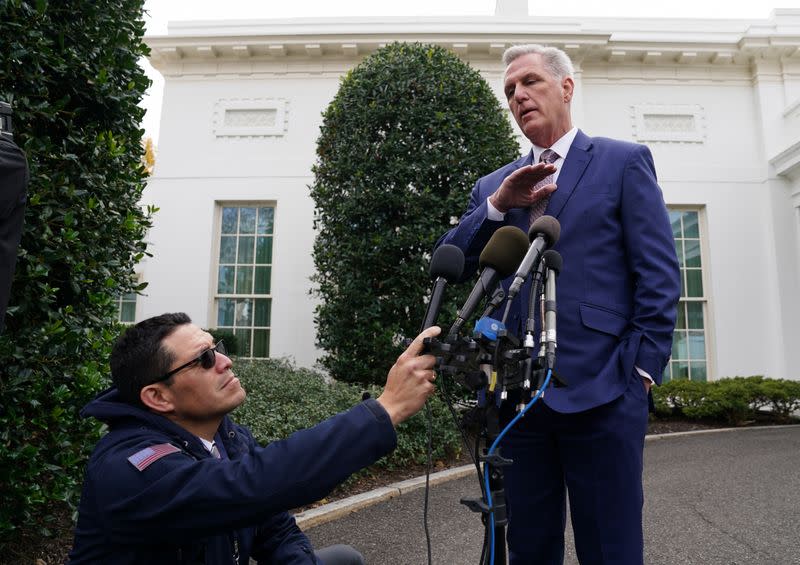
484, 368, 552, 565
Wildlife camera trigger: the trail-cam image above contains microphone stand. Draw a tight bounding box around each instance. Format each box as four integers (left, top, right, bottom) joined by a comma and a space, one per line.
419, 267, 566, 565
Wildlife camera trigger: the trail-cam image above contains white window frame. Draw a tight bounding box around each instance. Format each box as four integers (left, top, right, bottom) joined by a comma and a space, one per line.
665, 206, 716, 382
210, 202, 276, 358
115, 273, 143, 325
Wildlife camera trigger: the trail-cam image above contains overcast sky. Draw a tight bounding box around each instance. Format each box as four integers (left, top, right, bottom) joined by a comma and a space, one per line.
139, 0, 796, 143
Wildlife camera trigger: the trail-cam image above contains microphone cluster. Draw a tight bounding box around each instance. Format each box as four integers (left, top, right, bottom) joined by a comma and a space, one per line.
418, 216, 566, 405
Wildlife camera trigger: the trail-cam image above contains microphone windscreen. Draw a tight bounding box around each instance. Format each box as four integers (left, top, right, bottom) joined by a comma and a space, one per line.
542, 249, 563, 275
529, 215, 561, 246
430, 244, 465, 283
479, 226, 529, 278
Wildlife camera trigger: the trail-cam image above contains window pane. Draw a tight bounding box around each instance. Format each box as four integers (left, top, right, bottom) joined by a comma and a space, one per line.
120, 301, 136, 322
222, 207, 238, 234
686, 301, 704, 329
686, 269, 703, 297
691, 362, 707, 382
256, 236, 273, 264
218, 266, 235, 294
684, 239, 701, 268
668, 207, 707, 379
216, 205, 276, 359
235, 299, 253, 326
122, 292, 137, 301
688, 331, 706, 360
252, 329, 270, 357
257, 207, 274, 235
235, 266, 253, 294
254, 266, 271, 294
675, 302, 686, 330
217, 299, 235, 326
683, 211, 699, 238
674, 239, 684, 268
662, 365, 671, 383
672, 331, 688, 360
237, 236, 255, 264
236, 329, 252, 357
239, 208, 256, 234
219, 236, 236, 263
669, 211, 682, 238
254, 298, 271, 327
671, 361, 689, 380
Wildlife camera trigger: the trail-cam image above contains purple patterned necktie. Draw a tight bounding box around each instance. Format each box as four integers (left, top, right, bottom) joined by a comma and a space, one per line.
529, 148, 559, 225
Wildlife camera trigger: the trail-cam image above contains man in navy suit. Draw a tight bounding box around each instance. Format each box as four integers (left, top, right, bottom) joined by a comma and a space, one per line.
438, 44, 681, 564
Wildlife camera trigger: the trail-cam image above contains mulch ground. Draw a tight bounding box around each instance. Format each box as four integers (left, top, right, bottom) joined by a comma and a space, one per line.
2, 417, 773, 565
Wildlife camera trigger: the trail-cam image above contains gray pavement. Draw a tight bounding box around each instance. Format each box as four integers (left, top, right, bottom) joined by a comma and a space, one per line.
303, 426, 800, 564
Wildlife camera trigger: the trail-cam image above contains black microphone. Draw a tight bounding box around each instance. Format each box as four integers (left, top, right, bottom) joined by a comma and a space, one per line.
542, 249, 563, 370
506, 216, 560, 302
420, 244, 464, 331
447, 226, 529, 337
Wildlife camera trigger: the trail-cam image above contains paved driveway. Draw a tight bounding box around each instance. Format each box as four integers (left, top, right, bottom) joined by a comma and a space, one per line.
306, 427, 800, 564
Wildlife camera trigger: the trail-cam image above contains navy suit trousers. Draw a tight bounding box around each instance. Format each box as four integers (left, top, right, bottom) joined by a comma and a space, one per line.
500, 370, 649, 565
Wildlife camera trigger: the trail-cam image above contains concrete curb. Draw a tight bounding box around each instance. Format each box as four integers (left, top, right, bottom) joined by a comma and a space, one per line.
296, 424, 800, 529
295, 464, 478, 528
644, 423, 800, 441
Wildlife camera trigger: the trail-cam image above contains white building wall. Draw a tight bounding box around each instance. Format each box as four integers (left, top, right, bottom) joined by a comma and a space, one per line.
581, 76, 783, 378
142, 11, 800, 380
142, 74, 349, 367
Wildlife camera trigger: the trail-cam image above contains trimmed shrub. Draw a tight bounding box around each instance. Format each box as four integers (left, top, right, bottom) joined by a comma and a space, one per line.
0, 0, 151, 539
311, 42, 520, 385
652, 378, 708, 417
653, 376, 800, 425
758, 378, 800, 420
232, 358, 462, 468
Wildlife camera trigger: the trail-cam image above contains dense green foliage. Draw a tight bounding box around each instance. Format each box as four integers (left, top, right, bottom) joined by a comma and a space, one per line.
653, 376, 800, 425
0, 0, 151, 538
311, 42, 520, 385
233, 358, 462, 468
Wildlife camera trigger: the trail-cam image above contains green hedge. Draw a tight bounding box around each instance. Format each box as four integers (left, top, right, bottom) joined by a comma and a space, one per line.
0, 0, 151, 540
232, 358, 462, 469
653, 376, 800, 424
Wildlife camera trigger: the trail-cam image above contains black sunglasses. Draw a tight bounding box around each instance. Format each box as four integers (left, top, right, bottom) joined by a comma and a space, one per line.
154, 341, 227, 383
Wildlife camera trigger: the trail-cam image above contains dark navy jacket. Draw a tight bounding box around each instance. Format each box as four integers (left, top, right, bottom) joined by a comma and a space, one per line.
68, 388, 396, 564
438, 130, 680, 412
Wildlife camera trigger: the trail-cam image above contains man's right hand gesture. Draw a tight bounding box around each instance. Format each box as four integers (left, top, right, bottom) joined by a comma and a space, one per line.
488, 161, 557, 213
377, 326, 441, 426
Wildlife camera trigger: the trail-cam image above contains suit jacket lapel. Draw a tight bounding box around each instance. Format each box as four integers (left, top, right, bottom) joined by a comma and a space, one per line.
546, 130, 593, 219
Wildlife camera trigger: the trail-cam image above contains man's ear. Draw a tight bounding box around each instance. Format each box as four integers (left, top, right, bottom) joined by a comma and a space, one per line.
140, 383, 175, 414
562, 76, 574, 103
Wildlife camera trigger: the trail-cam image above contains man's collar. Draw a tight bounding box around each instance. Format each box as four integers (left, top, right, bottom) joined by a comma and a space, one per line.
531, 127, 578, 162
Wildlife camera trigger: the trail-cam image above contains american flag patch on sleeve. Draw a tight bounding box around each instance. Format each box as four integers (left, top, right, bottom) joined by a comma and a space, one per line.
127, 443, 181, 471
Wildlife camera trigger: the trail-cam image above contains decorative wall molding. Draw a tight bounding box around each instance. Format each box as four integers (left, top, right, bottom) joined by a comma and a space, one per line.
631, 104, 706, 143
146, 11, 800, 73
212, 98, 289, 138
770, 137, 800, 180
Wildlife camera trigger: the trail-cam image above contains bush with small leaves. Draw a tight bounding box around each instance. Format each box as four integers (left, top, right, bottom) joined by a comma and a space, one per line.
0, 0, 151, 540
232, 358, 461, 471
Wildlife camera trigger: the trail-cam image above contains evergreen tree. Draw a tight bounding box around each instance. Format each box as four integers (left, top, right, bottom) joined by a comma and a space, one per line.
0, 0, 152, 541
311, 42, 519, 385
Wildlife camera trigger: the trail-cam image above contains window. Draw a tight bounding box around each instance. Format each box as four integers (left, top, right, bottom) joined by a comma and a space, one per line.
664, 209, 709, 382
116, 291, 137, 324
214, 205, 274, 358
